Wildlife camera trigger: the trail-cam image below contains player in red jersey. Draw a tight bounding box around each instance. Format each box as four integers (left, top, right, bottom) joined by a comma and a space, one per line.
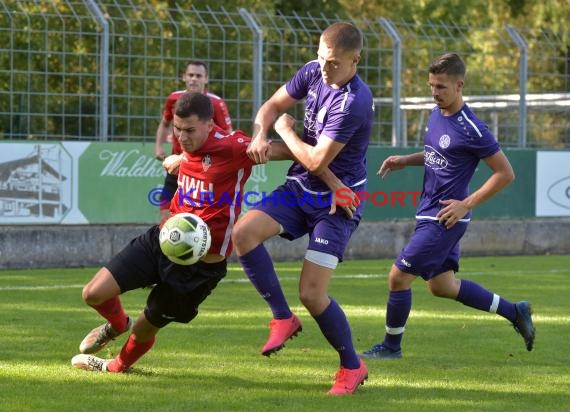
155, 60, 233, 222
70, 92, 272, 373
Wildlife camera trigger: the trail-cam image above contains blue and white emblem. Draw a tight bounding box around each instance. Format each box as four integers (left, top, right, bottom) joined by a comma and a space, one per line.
439, 134, 451, 149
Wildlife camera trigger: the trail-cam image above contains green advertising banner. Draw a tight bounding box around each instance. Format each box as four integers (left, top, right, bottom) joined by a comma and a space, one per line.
0, 142, 548, 225
78, 143, 165, 223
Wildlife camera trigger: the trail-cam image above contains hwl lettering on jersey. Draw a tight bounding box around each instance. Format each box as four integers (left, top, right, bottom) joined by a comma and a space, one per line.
424, 145, 448, 170
178, 175, 214, 204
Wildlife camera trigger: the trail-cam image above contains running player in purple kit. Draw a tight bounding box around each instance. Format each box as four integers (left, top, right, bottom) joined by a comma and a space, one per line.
232, 22, 372, 395
360, 52, 535, 360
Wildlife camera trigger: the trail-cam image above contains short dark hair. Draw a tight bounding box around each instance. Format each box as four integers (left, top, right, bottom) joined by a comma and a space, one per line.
185, 59, 208, 75
321, 22, 363, 53
429, 53, 466, 77
174, 92, 213, 121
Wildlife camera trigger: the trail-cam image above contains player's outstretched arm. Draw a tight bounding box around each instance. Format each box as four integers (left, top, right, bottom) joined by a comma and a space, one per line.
267, 141, 294, 161
377, 151, 424, 179
249, 86, 297, 164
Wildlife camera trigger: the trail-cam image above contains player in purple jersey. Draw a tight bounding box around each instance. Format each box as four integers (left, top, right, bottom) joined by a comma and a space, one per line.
360, 52, 535, 360
232, 22, 372, 395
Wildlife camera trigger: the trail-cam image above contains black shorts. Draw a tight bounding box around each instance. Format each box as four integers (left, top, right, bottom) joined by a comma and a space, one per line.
105, 225, 227, 328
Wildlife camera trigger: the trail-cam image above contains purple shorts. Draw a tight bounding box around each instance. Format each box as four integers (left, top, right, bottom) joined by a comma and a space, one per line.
394, 219, 468, 280
252, 179, 365, 261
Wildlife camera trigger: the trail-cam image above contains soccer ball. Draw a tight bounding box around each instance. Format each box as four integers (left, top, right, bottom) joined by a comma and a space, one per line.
159, 213, 211, 265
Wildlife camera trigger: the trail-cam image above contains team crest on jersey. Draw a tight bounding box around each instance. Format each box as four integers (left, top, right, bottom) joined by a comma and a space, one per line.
439, 134, 451, 149
202, 154, 212, 172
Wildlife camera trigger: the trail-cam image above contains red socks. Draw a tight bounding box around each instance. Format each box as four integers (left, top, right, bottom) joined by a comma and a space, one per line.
91, 296, 129, 332
107, 335, 156, 372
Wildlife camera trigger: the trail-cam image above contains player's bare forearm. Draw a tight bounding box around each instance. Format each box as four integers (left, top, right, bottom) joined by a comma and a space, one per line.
438, 170, 512, 229
274, 123, 308, 163
268, 143, 341, 188
275, 114, 343, 175
249, 87, 297, 164
406, 151, 425, 166
268, 141, 295, 161
377, 151, 424, 179
314, 168, 343, 192
463, 151, 515, 210
252, 102, 279, 142
155, 119, 172, 160
252, 85, 296, 142
314, 168, 358, 219
249, 104, 277, 164
437, 151, 514, 228
155, 119, 171, 145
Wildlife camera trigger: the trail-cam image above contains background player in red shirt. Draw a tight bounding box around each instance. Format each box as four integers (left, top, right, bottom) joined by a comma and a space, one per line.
155, 60, 233, 222
71, 92, 256, 373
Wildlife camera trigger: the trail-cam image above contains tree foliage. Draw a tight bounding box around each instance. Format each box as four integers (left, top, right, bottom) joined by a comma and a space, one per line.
1, 0, 567, 146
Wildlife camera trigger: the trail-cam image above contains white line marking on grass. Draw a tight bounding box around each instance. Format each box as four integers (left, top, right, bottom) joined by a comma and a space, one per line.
0, 284, 85, 291
0, 276, 385, 291
1, 267, 567, 291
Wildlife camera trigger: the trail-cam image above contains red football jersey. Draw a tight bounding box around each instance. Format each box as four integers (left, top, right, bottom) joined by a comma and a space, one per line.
162, 89, 233, 156
169, 126, 255, 257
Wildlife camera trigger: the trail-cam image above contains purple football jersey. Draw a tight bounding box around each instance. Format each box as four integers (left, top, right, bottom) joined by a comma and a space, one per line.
284, 60, 374, 192
417, 104, 500, 221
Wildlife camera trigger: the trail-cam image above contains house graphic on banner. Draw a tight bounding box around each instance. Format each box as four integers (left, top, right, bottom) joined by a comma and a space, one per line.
0, 145, 68, 218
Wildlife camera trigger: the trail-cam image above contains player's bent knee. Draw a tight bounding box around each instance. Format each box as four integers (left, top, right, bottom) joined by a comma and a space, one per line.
81, 285, 92, 304
231, 222, 254, 254
428, 284, 453, 298
298, 290, 322, 309
230, 220, 247, 243
82, 285, 105, 306
232, 216, 279, 254
428, 287, 444, 297
296, 287, 317, 314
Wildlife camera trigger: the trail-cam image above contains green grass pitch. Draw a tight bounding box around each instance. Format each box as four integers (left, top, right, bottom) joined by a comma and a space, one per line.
1, 255, 569, 411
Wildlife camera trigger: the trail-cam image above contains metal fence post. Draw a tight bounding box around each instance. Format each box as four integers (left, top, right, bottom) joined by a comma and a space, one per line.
239, 8, 263, 115
506, 25, 528, 148
84, 0, 109, 142
379, 18, 403, 146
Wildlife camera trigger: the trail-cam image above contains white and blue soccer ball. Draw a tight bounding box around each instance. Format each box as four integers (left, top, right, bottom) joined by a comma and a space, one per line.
159, 213, 211, 265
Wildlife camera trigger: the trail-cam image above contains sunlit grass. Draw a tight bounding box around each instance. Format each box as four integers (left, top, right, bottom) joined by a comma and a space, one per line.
1, 255, 569, 411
